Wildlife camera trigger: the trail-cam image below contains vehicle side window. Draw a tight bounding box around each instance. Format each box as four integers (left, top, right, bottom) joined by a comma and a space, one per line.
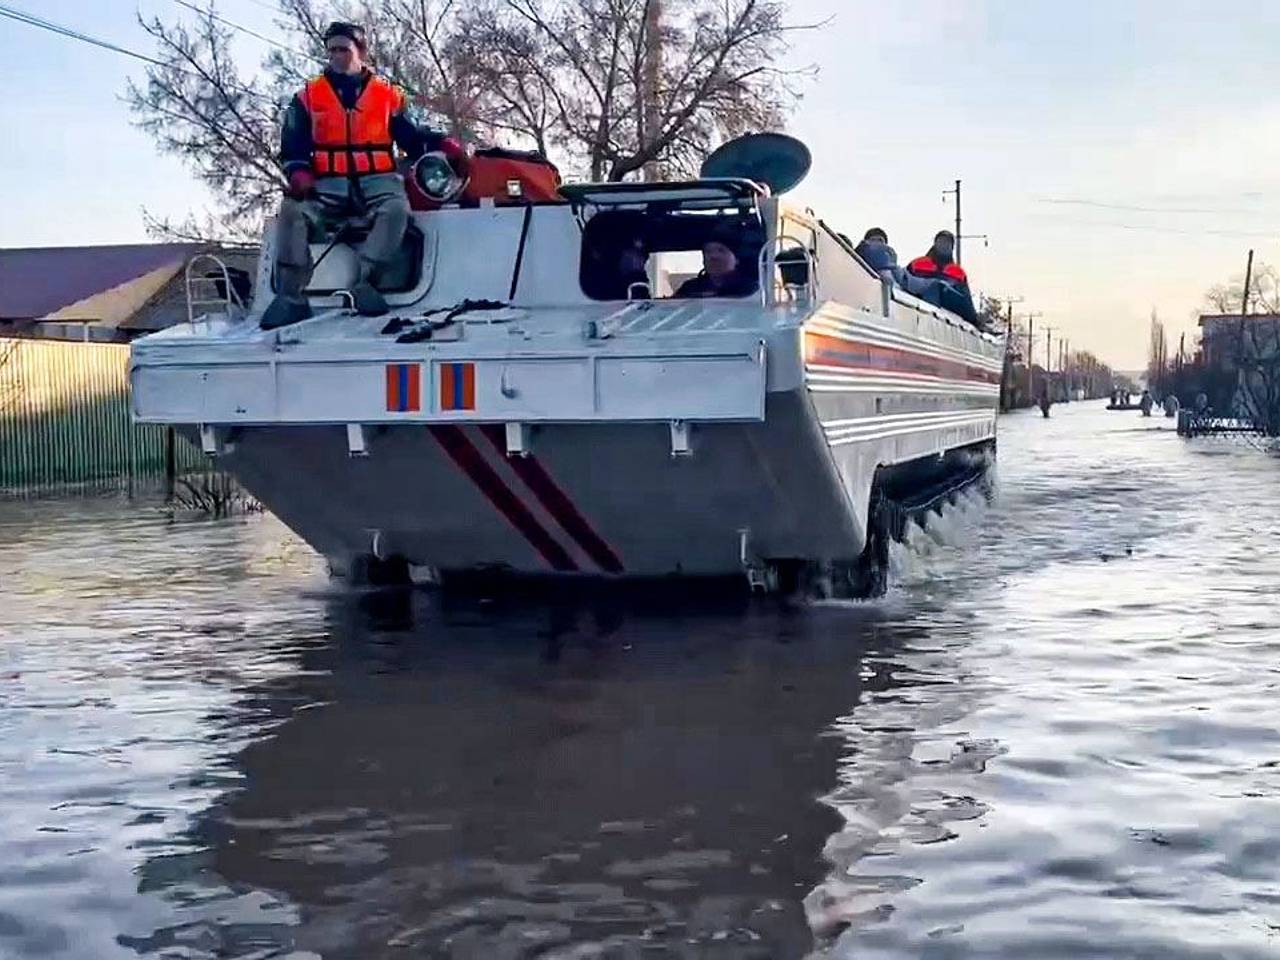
579, 210, 764, 301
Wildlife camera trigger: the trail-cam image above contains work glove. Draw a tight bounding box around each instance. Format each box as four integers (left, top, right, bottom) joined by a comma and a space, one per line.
286, 168, 316, 200
438, 137, 470, 176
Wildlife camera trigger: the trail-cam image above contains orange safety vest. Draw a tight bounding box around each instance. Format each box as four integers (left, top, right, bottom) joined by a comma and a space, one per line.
302, 73, 403, 177
907, 255, 968, 285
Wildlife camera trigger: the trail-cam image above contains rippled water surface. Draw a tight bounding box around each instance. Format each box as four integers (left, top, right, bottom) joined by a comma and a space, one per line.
3, 402, 1280, 959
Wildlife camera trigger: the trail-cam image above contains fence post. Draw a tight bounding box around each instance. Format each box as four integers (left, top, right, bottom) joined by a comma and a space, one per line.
165, 427, 176, 501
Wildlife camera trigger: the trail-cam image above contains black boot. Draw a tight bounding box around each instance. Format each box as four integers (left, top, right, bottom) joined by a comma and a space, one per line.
350, 280, 389, 316
260, 296, 312, 330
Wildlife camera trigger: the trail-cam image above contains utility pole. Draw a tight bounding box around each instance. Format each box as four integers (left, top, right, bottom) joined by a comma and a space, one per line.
1025, 311, 1042, 400
943, 180, 986, 265
1002, 296, 1025, 343
1243, 248, 1255, 316
1044, 325, 1058, 401
961, 234, 991, 271
1062, 339, 1070, 401
943, 179, 962, 263
999, 295, 1024, 411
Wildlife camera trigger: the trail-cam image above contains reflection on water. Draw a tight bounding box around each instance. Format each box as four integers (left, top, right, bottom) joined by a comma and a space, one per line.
2, 403, 1280, 958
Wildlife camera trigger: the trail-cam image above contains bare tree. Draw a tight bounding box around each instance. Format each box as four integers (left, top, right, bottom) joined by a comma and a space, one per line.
1203, 262, 1280, 315
1235, 318, 1280, 434
1147, 311, 1167, 392
126, 12, 290, 243
1066, 349, 1113, 400
127, 0, 814, 238
454, 0, 815, 181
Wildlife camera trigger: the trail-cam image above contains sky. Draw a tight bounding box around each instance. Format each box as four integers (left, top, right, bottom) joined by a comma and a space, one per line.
4, 0, 1280, 368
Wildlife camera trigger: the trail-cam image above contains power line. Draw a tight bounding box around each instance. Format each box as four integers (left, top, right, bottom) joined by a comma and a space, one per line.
170, 0, 319, 63
1028, 214, 1279, 240
1037, 197, 1269, 217
0, 2, 177, 71
237, 0, 289, 13
0, 1, 278, 102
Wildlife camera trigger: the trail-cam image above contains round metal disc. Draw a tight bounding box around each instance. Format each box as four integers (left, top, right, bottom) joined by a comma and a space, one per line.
699, 133, 812, 195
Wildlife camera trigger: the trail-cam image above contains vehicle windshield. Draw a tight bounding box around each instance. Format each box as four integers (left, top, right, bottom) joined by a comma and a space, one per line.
579, 207, 765, 301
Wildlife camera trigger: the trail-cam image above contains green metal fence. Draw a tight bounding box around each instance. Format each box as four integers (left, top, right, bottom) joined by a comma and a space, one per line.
0, 337, 206, 495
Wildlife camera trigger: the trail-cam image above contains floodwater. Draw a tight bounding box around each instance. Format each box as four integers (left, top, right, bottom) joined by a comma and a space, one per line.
2, 402, 1280, 959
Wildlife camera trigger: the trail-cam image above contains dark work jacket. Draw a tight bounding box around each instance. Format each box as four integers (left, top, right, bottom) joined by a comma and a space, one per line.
675, 270, 758, 299
280, 69, 444, 174
854, 240, 899, 273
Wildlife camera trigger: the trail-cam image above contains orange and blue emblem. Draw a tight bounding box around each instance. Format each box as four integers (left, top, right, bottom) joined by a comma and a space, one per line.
440, 362, 476, 411
385, 363, 421, 412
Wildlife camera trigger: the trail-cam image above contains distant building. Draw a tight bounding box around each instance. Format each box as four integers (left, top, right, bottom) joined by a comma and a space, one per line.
1197, 313, 1280, 367
1195, 313, 1280, 423
0, 243, 256, 493
0, 243, 256, 343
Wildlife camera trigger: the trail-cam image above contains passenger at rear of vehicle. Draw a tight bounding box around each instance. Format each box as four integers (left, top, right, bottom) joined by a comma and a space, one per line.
675, 226, 758, 298
853, 227, 902, 282
904, 230, 979, 325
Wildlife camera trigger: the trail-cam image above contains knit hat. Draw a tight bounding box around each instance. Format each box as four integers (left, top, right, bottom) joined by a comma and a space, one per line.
323, 22, 367, 51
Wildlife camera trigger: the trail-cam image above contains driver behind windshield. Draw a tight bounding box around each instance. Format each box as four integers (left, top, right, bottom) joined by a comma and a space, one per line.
675, 224, 757, 298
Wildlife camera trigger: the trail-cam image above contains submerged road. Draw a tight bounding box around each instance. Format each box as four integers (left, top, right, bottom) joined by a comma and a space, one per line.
2, 400, 1279, 958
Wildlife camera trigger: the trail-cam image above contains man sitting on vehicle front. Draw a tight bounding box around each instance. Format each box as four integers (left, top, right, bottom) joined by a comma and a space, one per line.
675, 226, 757, 298
262, 21, 465, 330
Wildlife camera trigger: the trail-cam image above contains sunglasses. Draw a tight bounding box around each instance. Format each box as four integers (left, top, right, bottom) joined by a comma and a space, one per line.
326, 43, 355, 54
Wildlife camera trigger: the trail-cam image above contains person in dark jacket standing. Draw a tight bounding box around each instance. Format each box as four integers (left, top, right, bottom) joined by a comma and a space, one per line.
263, 21, 464, 329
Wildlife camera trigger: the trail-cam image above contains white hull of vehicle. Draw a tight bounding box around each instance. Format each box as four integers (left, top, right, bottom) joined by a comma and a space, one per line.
131, 190, 1002, 586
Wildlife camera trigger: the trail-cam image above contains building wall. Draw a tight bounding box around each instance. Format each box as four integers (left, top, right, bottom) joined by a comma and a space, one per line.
0, 337, 205, 494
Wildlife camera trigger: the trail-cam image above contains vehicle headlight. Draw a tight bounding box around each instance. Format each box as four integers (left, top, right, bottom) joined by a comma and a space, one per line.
412, 152, 467, 203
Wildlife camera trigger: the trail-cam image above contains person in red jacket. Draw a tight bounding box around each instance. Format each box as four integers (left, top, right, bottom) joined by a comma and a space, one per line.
906, 230, 968, 286
262, 21, 466, 329
906, 230, 978, 325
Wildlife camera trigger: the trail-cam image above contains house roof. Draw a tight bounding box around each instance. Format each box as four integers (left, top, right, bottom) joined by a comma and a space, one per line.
0, 243, 203, 321
1198, 312, 1280, 327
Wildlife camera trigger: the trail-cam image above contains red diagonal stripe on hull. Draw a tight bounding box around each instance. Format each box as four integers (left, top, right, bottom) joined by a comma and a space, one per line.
428, 425, 577, 572
480, 426, 624, 574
